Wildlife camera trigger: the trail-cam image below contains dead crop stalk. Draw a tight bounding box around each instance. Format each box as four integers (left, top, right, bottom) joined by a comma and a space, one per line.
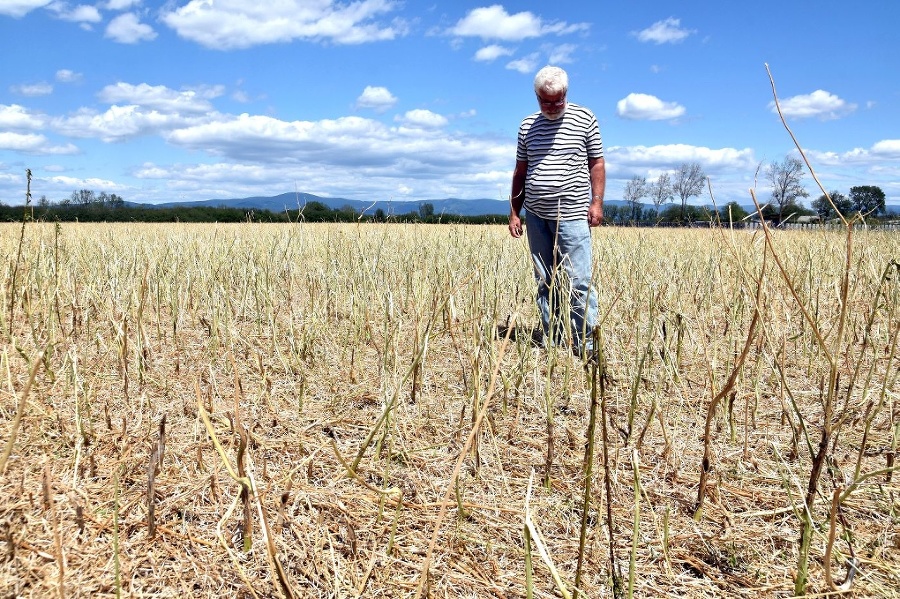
0, 349, 45, 475
7, 168, 32, 335
599, 329, 624, 597
146, 414, 167, 539
574, 327, 602, 598
694, 286, 761, 519
761, 63, 858, 595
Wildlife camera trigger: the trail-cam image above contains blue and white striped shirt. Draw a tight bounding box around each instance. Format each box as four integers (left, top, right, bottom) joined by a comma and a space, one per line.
516, 103, 603, 221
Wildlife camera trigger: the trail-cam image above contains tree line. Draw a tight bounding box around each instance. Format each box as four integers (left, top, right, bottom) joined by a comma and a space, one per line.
2, 169, 893, 225
0, 194, 507, 225
620, 157, 892, 225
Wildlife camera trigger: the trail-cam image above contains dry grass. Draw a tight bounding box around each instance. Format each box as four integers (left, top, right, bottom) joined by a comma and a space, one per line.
1, 221, 897, 598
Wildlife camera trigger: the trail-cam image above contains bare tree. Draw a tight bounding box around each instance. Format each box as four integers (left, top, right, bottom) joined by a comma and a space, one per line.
648, 173, 673, 218
767, 156, 809, 222
672, 162, 706, 221
623, 175, 647, 221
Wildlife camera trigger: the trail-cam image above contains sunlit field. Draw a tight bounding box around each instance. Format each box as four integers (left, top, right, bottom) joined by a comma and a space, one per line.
1, 221, 897, 598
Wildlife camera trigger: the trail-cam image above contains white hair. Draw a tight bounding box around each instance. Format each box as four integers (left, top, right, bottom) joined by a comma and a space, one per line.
533, 66, 568, 95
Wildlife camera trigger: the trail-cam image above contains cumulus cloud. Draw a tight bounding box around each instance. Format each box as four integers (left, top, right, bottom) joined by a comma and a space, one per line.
160, 0, 406, 50
10, 82, 53, 96
104, 0, 140, 9
610, 144, 756, 171
395, 109, 447, 129
0, 0, 52, 17
48, 175, 121, 189
548, 43, 576, 64
474, 44, 514, 62
355, 86, 397, 112
53, 103, 221, 142
506, 53, 540, 74
50, 3, 102, 24
106, 12, 157, 43
807, 140, 900, 166
770, 90, 856, 120
56, 69, 83, 83
633, 18, 694, 44
0, 132, 78, 155
98, 82, 221, 113
872, 140, 900, 156
616, 93, 685, 120
163, 113, 512, 174
0, 104, 47, 130
449, 5, 588, 41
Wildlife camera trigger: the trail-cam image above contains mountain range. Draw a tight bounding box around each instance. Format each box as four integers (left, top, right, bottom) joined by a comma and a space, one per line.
152, 192, 632, 216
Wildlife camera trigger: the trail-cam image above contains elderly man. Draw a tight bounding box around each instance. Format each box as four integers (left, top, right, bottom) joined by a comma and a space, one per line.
508, 65, 605, 360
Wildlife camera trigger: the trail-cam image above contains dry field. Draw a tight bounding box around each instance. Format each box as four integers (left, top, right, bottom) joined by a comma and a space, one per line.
0, 221, 897, 598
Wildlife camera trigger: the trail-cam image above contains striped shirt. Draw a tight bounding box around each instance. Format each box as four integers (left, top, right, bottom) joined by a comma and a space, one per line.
516, 103, 603, 221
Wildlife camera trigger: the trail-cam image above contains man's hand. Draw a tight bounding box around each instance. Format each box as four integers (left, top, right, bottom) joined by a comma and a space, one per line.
588, 201, 603, 227
509, 213, 524, 238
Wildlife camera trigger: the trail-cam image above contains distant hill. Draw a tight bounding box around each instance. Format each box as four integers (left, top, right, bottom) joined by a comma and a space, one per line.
151, 192, 631, 216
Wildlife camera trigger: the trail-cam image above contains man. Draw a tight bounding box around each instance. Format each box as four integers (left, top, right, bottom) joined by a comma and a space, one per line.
508, 65, 605, 359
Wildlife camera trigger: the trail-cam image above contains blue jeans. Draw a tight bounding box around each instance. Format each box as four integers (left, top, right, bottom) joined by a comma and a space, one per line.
525, 212, 599, 353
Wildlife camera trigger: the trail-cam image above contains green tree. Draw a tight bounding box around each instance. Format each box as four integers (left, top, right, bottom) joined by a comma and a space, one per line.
767, 157, 809, 222
811, 191, 852, 220
718, 201, 749, 223
419, 202, 435, 219
673, 162, 706, 221
849, 185, 886, 215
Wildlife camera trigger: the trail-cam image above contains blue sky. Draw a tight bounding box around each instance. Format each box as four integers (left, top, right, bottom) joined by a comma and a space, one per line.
2, 1, 898, 210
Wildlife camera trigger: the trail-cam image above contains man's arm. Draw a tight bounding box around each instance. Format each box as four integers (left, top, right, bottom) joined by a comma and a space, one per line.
509, 159, 528, 238
588, 157, 605, 227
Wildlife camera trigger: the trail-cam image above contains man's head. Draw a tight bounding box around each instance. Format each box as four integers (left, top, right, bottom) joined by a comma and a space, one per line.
533, 66, 568, 120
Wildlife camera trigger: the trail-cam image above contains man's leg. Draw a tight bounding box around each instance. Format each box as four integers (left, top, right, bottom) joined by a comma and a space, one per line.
555, 219, 599, 355
525, 213, 564, 346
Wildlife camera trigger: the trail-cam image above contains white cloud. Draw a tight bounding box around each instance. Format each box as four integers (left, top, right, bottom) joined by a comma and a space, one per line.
163, 113, 512, 176
610, 144, 756, 171
633, 18, 694, 44
56, 69, 83, 83
355, 86, 397, 112
0, 0, 51, 17
53, 105, 220, 142
48, 175, 121, 189
506, 53, 540, 74
395, 109, 447, 129
104, 0, 140, 9
50, 3, 102, 24
0, 104, 47, 130
10, 82, 53, 96
807, 140, 900, 166
771, 90, 856, 120
0, 132, 79, 155
474, 44, 513, 62
616, 93, 685, 120
548, 43, 576, 64
98, 82, 221, 113
449, 5, 588, 41
872, 140, 900, 156
160, 0, 406, 50
106, 12, 157, 43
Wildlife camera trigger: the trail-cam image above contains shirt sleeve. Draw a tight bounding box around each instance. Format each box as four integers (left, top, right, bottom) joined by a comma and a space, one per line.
586, 111, 603, 159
